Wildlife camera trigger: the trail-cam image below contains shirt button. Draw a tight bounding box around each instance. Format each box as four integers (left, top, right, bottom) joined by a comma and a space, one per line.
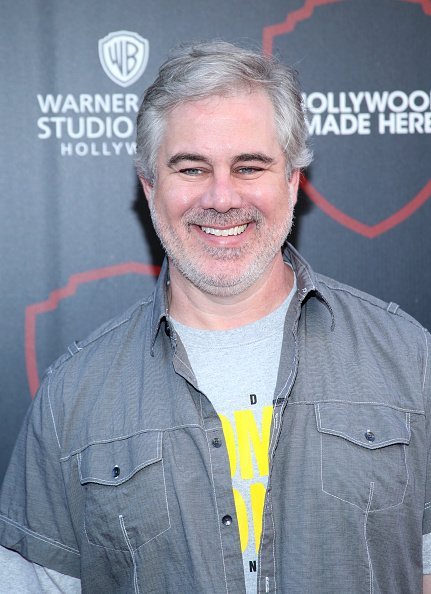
212, 437, 222, 448
222, 515, 232, 526
112, 465, 121, 478
364, 430, 375, 442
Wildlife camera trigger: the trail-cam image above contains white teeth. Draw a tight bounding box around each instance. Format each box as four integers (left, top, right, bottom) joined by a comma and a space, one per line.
201, 224, 248, 237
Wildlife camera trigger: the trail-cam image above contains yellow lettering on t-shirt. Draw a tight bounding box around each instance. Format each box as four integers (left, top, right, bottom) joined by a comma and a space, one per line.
232, 482, 267, 554
250, 482, 266, 553
233, 488, 248, 553
219, 406, 273, 559
219, 413, 237, 478
234, 406, 272, 479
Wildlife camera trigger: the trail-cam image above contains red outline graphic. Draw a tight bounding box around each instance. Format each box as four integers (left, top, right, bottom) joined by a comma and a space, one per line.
263, 0, 344, 55
263, 0, 431, 237
402, 0, 431, 15
25, 262, 160, 398
301, 178, 431, 238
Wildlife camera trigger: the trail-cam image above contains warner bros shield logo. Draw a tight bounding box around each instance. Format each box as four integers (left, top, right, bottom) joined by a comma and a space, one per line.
99, 31, 149, 87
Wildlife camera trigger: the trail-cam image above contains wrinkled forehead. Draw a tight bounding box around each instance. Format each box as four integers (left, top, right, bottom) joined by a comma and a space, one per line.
157, 89, 281, 155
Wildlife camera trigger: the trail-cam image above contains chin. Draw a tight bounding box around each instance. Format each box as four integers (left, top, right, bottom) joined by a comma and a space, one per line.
182, 264, 264, 298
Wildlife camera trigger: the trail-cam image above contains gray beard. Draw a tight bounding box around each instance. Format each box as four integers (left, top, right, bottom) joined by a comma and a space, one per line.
149, 203, 294, 297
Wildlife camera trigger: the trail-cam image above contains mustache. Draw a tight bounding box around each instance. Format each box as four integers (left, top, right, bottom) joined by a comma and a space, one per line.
183, 208, 263, 227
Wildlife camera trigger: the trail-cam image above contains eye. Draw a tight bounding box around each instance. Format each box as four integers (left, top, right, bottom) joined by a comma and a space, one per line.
235, 166, 265, 177
179, 167, 204, 176
238, 166, 261, 174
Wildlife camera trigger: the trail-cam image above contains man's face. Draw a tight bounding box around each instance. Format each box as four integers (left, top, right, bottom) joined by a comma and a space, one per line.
142, 90, 299, 297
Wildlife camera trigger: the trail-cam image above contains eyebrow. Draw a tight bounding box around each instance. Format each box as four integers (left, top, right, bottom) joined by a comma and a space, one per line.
167, 152, 275, 167
231, 153, 274, 165
167, 153, 208, 167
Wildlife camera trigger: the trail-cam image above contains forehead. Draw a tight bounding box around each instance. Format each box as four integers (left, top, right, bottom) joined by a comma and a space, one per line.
158, 90, 280, 158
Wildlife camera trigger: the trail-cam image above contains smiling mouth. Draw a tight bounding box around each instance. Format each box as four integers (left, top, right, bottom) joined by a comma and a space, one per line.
200, 224, 248, 237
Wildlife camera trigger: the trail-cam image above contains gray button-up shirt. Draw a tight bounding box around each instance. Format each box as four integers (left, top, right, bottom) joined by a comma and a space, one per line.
1, 244, 430, 593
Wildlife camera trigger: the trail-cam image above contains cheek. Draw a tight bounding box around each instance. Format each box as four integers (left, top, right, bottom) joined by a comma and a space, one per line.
159, 183, 203, 217
153, 195, 190, 229
254, 191, 290, 221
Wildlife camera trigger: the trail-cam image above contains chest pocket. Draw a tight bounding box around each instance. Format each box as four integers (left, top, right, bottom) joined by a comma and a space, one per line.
315, 402, 411, 512
78, 431, 170, 552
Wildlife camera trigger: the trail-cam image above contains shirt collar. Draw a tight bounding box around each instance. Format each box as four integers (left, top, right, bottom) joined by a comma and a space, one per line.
150, 242, 335, 354
150, 257, 171, 355
284, 243, 335, 328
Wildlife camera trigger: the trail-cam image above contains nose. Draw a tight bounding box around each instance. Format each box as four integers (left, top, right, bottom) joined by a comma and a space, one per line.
199, 172, 242, 212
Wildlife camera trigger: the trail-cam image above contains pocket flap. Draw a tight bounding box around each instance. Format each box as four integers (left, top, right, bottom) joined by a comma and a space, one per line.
315, 402, 410, 449
78, 431, 162, 485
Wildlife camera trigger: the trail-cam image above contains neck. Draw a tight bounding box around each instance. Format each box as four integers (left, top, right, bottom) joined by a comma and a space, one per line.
168, 253, 294, 330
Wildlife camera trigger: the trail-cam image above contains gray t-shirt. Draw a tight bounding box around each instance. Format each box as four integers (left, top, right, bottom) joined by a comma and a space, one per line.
172, 286, 295, 593
0, 545, 81, 593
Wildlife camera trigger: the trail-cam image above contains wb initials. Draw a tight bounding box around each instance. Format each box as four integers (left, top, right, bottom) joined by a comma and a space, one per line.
110, 40, 138, 79
99, 31, 149, 88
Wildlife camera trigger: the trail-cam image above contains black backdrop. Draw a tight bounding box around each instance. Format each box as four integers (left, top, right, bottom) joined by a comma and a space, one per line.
1, 0, 430, 482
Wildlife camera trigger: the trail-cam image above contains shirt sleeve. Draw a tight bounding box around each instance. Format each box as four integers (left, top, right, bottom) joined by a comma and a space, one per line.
0, 370, 80, 578
423, 534, 431, 574
0, 545, 81, 593
423, 331, 431, 544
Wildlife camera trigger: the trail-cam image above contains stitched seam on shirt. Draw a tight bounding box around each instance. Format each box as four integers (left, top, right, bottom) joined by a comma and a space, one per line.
204, 430, 229, 594
316, 405, 361, 511
0, 514, 80, 555
318, 279, 423, 327
368, 437, 410, 514
317, 428, 409, 448
133, 461, 172, 551
46, 369, 61, 450
199, 393, 205, 425
71, 318, 131, 352
78, 456, 160, 484
318, 406, 410, 513
119, 515, 140, 594
309, 400, 424, 414
423, 328, 429, 393
364, 482, 375, 594
82, 512, 128, 552
173, 352, 195, 378
319, 429, 365, 512
269, 356, 297, 465
99, 299, 152, 336
60, 424, 202, 461
63, 299, 153, 356
272, 365, 294, 404
296, 261, 314, 290
60, 404, 422, 462
258, 492, 268, 594
77, 431, 161, 483
81, 453, 171, 553
77, 454, 131, 553
270, 495, 277, 594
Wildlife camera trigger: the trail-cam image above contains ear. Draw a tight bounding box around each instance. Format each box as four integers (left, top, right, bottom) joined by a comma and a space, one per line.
139, 175, 154, 203
289, 169, 300, 206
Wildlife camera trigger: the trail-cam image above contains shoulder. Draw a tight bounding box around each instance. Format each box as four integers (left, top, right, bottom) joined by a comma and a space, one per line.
46, 295, 154, 377
313, 273, 429, 387
308, 274, 430, 412
316, 272, 427, 335
32, 295, 156, 452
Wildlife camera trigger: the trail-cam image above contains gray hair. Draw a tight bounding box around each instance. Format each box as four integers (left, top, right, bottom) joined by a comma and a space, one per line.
135, 40, 312, 182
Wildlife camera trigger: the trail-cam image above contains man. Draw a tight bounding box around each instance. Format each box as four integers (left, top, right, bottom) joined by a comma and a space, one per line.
1, 41, 431, 593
